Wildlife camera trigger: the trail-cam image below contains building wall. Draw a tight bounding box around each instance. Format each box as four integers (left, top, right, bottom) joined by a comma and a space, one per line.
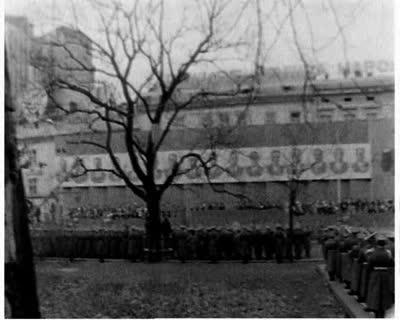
36, 119, 391, 213
5, 17, 34, 111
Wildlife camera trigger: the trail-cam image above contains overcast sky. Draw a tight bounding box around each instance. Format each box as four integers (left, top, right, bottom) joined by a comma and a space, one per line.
5, 0, 394, 84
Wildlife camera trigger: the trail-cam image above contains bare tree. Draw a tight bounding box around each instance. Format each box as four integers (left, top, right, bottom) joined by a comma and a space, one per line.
26, 0, 379, 261
31, 0, 257, 260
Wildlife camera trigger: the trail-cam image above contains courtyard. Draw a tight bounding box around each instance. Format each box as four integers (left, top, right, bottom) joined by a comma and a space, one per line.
36, 260, 345, 318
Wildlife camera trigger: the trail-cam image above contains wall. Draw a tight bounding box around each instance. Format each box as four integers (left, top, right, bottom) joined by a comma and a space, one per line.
22, 119, 393, 212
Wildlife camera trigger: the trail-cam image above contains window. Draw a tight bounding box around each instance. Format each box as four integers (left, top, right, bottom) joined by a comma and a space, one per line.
344, 97, 352, 102
28, 178, 38, 196
290, 111, 301, 123
366, 96, 375, 101
69, 101, 78, 112
264, 111, 276, 124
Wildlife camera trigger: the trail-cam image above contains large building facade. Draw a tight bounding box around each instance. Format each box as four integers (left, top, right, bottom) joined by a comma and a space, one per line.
9, 17, 394, 218
16, 72, 394, 218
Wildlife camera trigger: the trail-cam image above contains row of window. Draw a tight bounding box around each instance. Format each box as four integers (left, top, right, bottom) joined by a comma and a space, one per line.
63, 100, 385, 130
283, 107, 381, 124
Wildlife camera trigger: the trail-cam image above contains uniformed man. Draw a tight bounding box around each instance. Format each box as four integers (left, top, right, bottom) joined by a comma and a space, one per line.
357, 233, 376, 302
66, 228, 77, 262
193, 226, 203, 260
324, 228, 338, 281
110, 229, 120, 259
274, 224, 286, 264
199, 227, 209, 260
82, 229, 92, 258
292, 223, 304, 260
239, 226, 251, 264
349, 231, 366, 295
284, 224, 293, 261
365, 234, 394, 318
219, 226, 232, 260
96, 228, 107, 263
262, 225, 274, 260
161, 214, 172, 250
187, 227, 197, 260
208, 227, 219, 263
304, 226, 312, 258
252, 225, 264, 260
120, 225, 130, 260
174, 225, 188, 263
232, 227, 242, 260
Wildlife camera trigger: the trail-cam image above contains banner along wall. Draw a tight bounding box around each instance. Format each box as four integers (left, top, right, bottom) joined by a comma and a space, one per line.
56, 143, 371, 187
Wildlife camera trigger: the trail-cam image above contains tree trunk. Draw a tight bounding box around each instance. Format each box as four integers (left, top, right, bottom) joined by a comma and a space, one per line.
5, 49, 41, 318
145, 195, 162, 262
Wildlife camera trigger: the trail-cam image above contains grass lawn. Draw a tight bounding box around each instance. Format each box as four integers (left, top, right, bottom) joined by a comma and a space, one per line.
36, 260, 345, 318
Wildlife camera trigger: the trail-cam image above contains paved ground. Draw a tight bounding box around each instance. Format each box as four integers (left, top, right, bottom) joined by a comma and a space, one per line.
35, 260, 346, 318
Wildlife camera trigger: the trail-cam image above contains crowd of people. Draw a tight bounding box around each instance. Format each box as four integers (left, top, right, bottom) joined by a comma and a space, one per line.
186, 198, 394, 215
29, 198, 393, 228
66, 205, 147, 221
320, 226, 394, 318
31, 221, 313, 263
311, 199, 394, 215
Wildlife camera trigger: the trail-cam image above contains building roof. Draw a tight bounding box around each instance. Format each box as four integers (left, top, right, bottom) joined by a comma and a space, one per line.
142, 75, 394, 111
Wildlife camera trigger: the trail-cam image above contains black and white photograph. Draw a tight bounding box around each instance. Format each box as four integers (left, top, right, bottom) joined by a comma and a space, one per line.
4, 0, 395, 318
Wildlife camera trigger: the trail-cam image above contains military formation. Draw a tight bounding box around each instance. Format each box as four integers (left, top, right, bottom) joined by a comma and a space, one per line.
320, 226, 394, 318
170, 223, 312, 263
312, 199, 394, 215
67, 205, 147, 220
31, 222, 313, 264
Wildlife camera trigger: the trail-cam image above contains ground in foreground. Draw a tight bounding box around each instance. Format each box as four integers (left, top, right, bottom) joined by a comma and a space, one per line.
36, 260, 345, 318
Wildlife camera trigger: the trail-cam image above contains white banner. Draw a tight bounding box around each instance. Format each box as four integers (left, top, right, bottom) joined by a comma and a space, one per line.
56, 143, 371, 187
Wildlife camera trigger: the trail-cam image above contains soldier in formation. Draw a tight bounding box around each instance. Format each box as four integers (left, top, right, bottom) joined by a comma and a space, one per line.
30, 221, 314, 264
321, 225, 394, 318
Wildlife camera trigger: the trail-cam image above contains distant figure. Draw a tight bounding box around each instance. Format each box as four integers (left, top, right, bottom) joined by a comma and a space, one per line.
311, 148, 327, 176
226, 149, 243, 178
352, 147, 370, 173
329, 147, 348, 174
266, 150, 284, 176
161, 214, 172, 249
246, 151, 263, 177
274, 224, 286, 264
